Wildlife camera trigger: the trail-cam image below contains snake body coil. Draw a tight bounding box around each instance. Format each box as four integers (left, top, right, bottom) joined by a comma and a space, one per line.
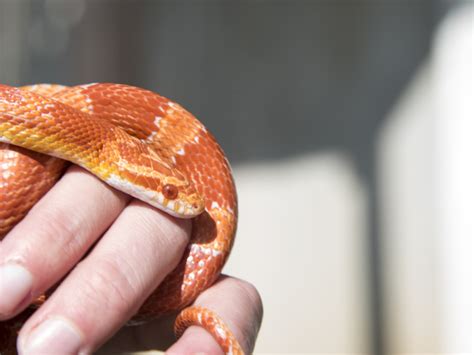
0, 83, 241, 353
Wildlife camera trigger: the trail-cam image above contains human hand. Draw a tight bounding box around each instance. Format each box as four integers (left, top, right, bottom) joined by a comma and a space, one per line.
99, 275, 263, 354
0, 166, 262, 354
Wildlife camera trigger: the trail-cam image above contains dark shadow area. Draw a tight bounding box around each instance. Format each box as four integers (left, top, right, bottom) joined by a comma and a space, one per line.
21, 1, 441, 165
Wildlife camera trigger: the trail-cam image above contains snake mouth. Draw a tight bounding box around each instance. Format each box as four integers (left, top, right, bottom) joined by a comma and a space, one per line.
106, 174, 204, 218
159, 196, 203, 218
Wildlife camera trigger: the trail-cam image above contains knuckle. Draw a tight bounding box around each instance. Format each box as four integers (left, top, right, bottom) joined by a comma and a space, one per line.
225, 277, 263, 351
77, 254, 141, 316
25, 204, 84, 261
234, 279, 264, 322
128, 203, 190, 267
135, 203, 190, 250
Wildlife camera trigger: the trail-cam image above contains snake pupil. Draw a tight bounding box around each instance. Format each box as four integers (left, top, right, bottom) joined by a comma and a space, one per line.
163, 184, 178, 200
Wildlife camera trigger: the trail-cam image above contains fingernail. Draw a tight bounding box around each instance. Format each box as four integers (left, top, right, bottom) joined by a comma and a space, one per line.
20, 318, 83, 355
0, 263, 33, 316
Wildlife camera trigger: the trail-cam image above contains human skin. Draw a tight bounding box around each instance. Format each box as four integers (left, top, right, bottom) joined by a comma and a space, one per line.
0, 166, 263, 354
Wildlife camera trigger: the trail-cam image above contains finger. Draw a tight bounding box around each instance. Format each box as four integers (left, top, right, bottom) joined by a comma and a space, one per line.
17, 200, 191, 354
0, 165, 129, 319
96, 309, 176, 353
167, 276, 263, 355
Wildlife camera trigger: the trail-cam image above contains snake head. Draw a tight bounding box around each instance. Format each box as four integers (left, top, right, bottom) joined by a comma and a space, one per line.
82, 132, 206, 219
158, 181, 205, 218
105, 170, 205, 218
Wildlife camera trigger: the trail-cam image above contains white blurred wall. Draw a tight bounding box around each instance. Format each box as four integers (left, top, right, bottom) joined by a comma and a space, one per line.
433, 5, 473, 351
378, 57, 442, 353
226, 153, 370, 353
378, 4, 473, 353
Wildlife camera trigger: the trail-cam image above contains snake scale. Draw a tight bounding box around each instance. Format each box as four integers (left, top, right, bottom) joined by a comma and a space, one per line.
0, 83, 242, 354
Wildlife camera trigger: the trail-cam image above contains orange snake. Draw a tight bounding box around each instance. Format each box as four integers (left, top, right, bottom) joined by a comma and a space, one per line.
0, 83, 242, 353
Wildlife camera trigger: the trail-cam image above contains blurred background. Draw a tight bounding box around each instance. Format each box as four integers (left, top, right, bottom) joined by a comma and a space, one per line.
0, 0, 472, 353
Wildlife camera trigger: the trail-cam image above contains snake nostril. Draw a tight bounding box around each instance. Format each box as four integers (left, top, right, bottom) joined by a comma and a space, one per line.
162, 184, 178, 200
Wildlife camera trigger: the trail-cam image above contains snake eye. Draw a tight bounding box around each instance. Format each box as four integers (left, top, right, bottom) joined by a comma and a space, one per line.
163, 184, 178, 200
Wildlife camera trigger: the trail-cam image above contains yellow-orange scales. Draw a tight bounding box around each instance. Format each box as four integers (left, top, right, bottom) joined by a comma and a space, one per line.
0, 83, 241, 353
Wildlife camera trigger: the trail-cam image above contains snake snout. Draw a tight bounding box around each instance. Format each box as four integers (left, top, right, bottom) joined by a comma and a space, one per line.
160, 190, 205, 219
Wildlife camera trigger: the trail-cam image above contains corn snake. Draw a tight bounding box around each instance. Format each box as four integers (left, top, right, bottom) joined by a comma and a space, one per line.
0, 83, 242, 354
